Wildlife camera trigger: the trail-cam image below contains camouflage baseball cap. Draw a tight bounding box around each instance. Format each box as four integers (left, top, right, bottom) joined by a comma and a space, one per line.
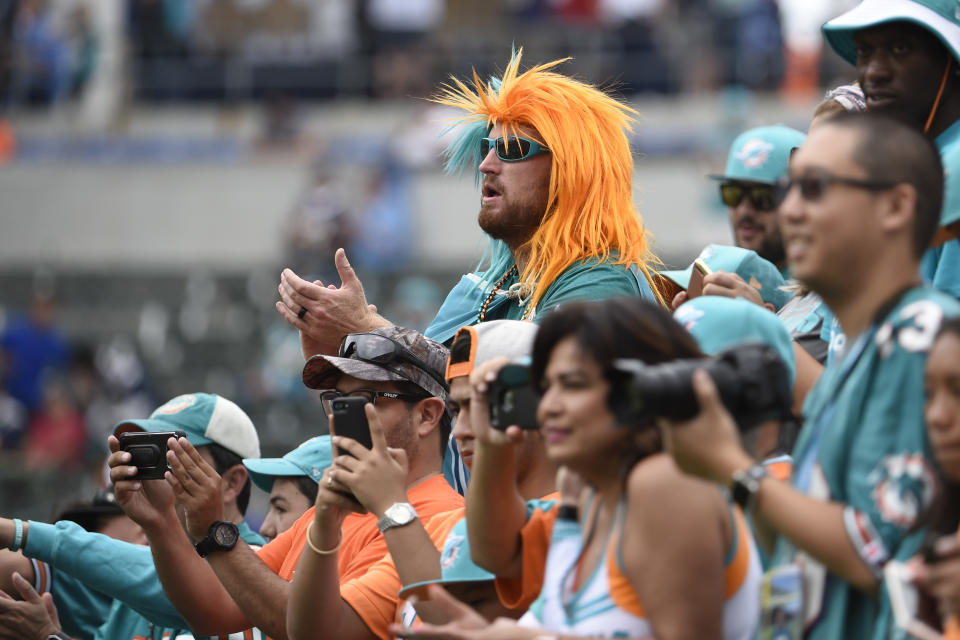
302, 326, 450, 401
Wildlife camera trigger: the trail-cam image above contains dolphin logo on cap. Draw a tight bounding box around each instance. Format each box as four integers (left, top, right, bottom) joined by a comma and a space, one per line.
152, 394, 197, 416
736, 139, 775, 169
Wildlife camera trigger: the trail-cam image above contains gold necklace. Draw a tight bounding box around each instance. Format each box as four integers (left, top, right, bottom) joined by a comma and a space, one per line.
478, 265, 518, 322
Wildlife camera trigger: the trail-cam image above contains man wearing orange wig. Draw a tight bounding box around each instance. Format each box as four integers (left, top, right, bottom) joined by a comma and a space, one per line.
276, 49, 665, 490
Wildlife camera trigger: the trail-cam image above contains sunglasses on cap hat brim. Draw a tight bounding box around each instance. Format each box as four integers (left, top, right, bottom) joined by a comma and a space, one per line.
339, 332, 449, 393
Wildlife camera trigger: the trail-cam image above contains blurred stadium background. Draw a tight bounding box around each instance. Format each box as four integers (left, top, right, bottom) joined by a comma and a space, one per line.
0, 0, 855, 524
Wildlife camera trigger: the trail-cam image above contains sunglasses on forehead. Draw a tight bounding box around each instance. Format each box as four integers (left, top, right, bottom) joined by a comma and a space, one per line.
339, 333, 448, 393
719, 181, 784, 211
480, 135, 550, 162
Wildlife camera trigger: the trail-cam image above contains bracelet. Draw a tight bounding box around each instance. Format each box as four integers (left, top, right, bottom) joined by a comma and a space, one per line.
11, 518, 23, 552
305, 521, 342, 556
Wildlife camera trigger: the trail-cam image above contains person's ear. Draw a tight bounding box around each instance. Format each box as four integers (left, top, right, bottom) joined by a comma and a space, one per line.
220, 464, 248, 506
414, 397, 446, 438
878, 182, 916, 238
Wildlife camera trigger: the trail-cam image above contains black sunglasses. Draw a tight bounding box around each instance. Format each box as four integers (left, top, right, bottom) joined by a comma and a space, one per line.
479, 135, 550, 162
719, 181, 783, 211
319, 389, 427, 415
339, 333, 448, 393
777, 173, 895, 202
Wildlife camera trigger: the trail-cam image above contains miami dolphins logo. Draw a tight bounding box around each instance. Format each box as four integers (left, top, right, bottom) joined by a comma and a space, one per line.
441, 536, 465, 568
735, 139, 775, 169
869, 453, 937, 527
152, 394, 197, 416
674, 305, 705, 331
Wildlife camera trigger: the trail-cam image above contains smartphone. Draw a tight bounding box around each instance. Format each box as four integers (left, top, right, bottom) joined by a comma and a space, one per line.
331, 397, 373, 457
118, 430, 186, 480
687, 259, 713, 299
488, 363, 540, 431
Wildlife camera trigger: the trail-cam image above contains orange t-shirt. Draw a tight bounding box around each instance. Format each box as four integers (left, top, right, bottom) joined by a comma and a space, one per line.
341, 508, 465, 640
256, 475, 464, 582
493, 493, 560, 610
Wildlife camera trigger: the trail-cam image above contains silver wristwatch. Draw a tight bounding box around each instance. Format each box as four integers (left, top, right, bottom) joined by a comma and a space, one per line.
730, 465, 769, 515
377, 502, 418, 533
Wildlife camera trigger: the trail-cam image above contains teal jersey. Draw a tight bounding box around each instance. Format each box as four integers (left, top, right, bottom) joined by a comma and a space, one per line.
921, 241, 960, 299
776, 291, 834, 364
24, 519, 264, 640
426, 256, 655, 344
920, 120, 960, 299
29, 558, 114, 639
772, 286, 960, 640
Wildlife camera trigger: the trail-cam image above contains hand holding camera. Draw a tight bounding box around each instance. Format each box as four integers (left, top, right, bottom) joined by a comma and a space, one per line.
658, 369, 756, 486
469, 357, 535, 448
107, 434, 179, 530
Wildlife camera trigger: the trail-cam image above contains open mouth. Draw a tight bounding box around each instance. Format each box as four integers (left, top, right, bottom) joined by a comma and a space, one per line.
482, 183, 502, 199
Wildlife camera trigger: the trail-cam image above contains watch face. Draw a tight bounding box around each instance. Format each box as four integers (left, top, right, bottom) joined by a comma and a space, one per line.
387, 503, 415, 524
213, 523, 239, 546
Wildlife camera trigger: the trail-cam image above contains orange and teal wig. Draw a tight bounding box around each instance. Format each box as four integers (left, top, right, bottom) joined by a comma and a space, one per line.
432, 48, 665, 309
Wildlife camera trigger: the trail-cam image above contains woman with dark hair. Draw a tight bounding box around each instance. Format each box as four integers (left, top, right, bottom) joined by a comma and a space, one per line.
393, 298, 761, 640
914, 317, 960, 637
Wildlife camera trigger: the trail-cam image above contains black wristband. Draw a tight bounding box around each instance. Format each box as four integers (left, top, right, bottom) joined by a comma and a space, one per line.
557, 504, 578, 521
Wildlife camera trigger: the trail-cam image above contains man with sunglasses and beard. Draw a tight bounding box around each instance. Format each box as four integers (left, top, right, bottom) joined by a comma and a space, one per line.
713, 124, 806, 279
822, 0, 960, 300
664, 112, 960, 640
277, 48, 666, 495
107, 327, 463, 640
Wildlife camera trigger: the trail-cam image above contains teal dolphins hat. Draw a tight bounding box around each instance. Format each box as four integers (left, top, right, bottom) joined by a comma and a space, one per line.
659, 244, 792, 310
114, 393, 260, 460
397, 517, 493, 599
674, 296, 796, 388
243, 435, 333, 493
823, 0, 960, 67
710, 125, 806, 185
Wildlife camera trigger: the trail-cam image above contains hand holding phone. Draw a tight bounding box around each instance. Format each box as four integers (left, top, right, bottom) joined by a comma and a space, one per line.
687, 259, 713, 299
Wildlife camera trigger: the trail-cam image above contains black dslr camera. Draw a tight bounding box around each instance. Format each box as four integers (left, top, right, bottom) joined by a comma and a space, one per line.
607, 343, 792, 428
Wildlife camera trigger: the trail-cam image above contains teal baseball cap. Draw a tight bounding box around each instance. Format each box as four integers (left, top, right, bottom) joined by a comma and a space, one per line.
674, 296, 796, 388
243, 435, 333, 493
823, 0, 960, 67
710, 125, 806, 185
659, 244, 793, 310
114, 393, 261, 460
397, 516, 493, 600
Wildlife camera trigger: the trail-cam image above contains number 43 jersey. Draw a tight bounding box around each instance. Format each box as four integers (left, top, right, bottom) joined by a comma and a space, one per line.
773, 285, 960, 640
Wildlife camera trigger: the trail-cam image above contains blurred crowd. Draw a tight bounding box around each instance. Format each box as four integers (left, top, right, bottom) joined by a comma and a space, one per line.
0, 0, 858, 109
